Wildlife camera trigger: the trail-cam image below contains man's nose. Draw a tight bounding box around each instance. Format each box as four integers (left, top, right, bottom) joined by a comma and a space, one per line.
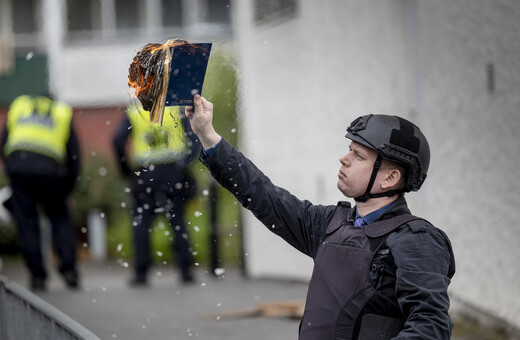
340, 154, 350, 166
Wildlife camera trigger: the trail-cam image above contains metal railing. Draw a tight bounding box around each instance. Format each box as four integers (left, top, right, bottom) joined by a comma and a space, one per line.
0, 275, 101, 340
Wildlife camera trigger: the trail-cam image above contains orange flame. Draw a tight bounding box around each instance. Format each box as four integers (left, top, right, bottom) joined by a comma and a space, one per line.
128, 39, 196, 98
128, 38, 203, 124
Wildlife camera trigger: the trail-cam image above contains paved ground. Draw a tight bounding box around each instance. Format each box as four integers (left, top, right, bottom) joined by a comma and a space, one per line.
1, 256, 517, 340
1, 257, 308, 340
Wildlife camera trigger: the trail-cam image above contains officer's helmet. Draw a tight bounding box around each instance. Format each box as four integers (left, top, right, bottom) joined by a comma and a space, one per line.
346, 114, 430, 192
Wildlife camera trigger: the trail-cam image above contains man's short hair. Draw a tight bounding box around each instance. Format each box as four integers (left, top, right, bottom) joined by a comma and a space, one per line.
381, 158, 408, 191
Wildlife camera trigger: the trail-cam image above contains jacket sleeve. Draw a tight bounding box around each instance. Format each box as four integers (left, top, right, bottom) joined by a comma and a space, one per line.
112, 115, 133, 177
200, 138, 335, 258
64, 122, 81, 194
387, 223, 456, 339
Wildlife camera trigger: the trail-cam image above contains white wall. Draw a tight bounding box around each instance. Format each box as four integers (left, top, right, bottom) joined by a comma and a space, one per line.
234, 0, 520, 330
41, 0, 136, 106
234, 0, 424, 280
57, 45, 137, 106
419, 0, 520, 328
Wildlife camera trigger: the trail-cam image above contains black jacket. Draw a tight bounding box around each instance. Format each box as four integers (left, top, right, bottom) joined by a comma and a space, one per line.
0, 123, 80, 195
201, 138, 455, 339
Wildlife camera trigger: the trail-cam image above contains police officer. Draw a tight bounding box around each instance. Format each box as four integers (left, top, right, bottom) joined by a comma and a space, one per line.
1, 95, 81, 291
113, 103, 199, 286
186, 95, 455, 339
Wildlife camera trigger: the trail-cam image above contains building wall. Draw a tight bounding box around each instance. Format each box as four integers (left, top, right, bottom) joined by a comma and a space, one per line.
0, 0, 233, 159
0, 0, 232, 107
419, 0, 520, 329
53, 44, 139, 107
234, 0, 520, 330
234, 0, 423, 277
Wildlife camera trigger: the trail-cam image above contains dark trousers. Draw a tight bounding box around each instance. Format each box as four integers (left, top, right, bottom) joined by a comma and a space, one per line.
9, 173, 77, 279
131, 164, 193, 278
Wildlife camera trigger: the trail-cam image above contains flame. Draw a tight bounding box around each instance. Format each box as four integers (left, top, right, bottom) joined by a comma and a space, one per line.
128, 38, 202, 124
128, 70, 153, 98
128, 59, 154, 98
128, 39, 193, 98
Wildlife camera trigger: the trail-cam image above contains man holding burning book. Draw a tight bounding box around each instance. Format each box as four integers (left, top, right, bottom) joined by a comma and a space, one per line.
185, 94, 455, 339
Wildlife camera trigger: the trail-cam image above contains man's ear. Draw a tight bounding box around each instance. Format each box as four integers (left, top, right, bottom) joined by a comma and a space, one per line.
381, 168, 402, 190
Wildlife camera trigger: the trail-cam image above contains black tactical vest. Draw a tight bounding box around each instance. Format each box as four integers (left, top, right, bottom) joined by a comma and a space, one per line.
299, 204, 422, 340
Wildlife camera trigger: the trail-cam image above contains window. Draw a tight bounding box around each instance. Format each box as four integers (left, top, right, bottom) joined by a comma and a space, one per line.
162, 0, 183, 28
12, 0, 37, 34
116, 0, 140, 30
11, 0, 40, 50
67, 0, 95, 32
64, 0, 232, 43
254, 0, 298, 24
208, 0, 231, 23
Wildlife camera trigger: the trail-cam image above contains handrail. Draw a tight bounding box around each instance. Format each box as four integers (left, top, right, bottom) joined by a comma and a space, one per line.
0, 274, 101, 340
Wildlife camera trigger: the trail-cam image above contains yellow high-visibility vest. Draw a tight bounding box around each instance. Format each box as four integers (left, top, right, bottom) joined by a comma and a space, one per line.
4, 95, 72, 163
127, 103, 189, 167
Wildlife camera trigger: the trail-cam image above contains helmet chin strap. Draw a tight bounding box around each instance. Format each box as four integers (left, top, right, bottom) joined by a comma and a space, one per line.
354, 155, 405, 202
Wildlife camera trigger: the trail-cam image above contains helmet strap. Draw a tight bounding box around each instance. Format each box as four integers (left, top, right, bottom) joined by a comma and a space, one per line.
355, 155, 382, 202
354, 154, 406, 202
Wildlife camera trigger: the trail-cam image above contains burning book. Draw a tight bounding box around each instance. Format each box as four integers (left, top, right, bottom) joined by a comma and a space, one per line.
128, 38, 212, 124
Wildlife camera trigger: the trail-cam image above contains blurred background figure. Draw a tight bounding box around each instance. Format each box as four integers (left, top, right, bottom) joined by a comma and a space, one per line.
0, 94, 81, 291
113, 103, 199, 286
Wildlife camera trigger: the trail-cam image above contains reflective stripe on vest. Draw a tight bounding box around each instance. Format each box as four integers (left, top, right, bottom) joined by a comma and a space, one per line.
127, 104, 188, 167
4, 95, 72, 163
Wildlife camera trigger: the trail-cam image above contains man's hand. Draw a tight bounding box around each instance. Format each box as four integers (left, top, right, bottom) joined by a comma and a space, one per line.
185, 94, 222, 150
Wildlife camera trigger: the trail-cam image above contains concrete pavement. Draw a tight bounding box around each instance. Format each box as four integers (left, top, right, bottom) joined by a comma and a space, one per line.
1, 257, 307, 340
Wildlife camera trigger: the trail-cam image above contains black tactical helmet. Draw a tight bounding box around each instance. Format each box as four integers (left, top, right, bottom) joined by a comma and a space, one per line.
346, 114, 430, 200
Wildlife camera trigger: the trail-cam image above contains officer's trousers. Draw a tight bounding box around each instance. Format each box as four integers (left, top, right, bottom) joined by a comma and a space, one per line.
9, 173, 77, 280
130, 164, 193, 280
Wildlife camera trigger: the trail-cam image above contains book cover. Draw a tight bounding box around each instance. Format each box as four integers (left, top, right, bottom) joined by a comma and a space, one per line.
165, 43, 212, 106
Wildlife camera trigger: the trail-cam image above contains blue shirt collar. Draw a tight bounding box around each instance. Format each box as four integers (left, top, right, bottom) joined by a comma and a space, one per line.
355, 200, 399, 225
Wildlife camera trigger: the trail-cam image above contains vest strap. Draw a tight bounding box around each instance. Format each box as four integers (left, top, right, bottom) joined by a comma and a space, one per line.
364, 214, 425, 238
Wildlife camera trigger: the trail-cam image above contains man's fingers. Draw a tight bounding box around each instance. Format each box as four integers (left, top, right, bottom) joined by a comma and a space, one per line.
193, 94, 203, 114
186, 95, 202, 119
185, 105, 194, 118
200, 96, 213, 112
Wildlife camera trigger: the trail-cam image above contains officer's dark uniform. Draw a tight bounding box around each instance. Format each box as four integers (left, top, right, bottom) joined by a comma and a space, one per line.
199, 113, 455, 339
113, 104, 199, 285
1, 95, 80, 290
